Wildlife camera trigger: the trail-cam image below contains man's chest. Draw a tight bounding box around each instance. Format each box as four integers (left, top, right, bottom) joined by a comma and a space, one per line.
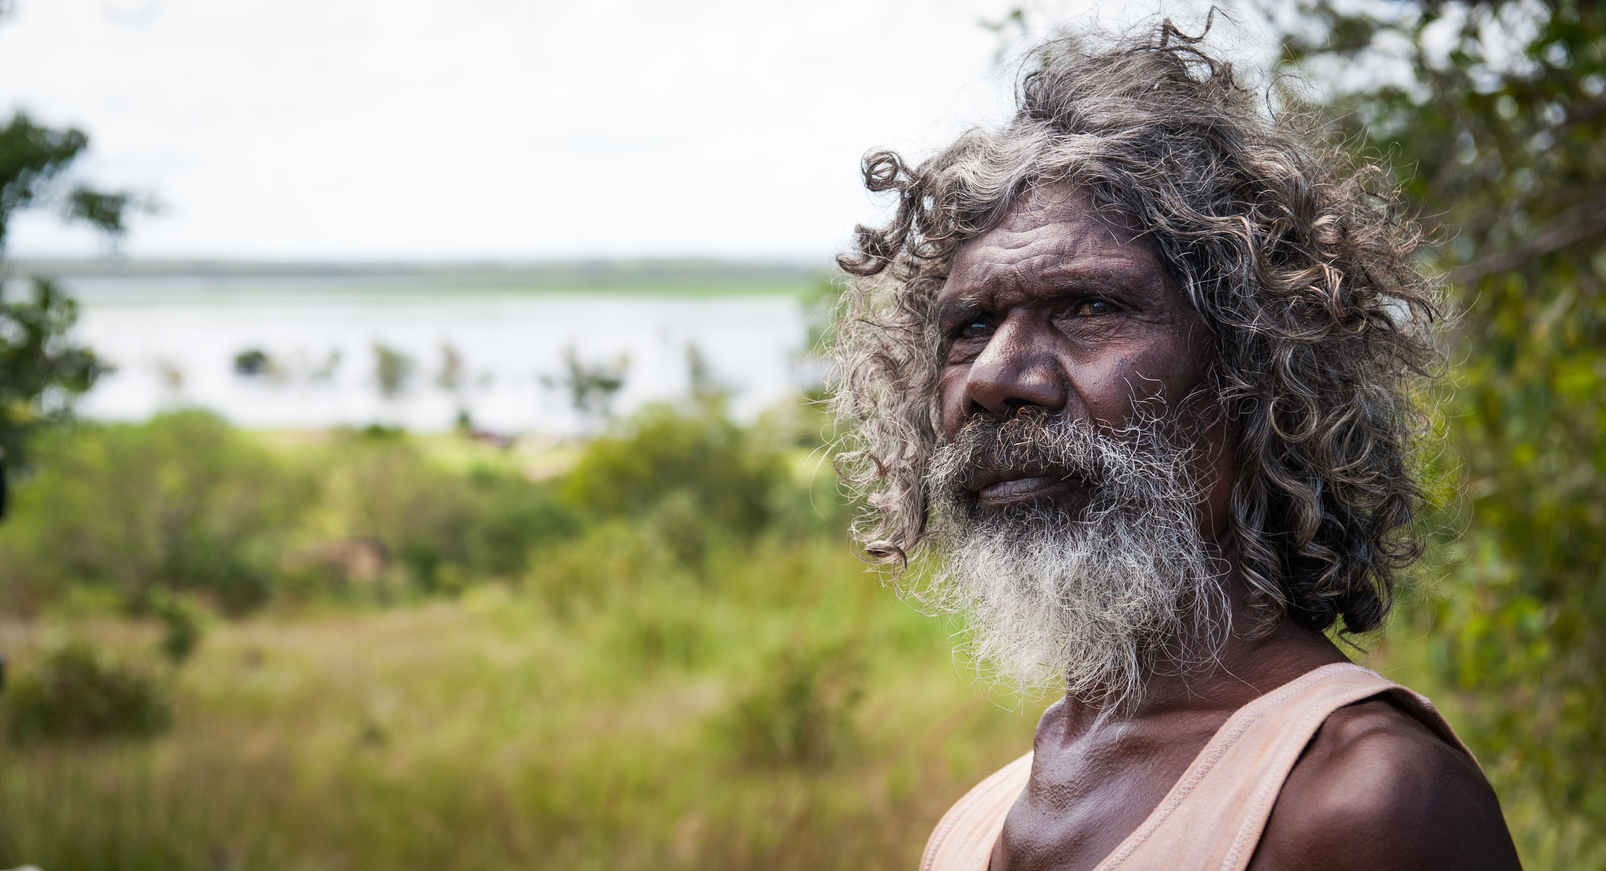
991, 720, 1222, 871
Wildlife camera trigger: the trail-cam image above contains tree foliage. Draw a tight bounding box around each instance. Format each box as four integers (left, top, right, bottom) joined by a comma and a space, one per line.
1278, 0, 1606, 841
562, 404, 788, 540
0, 278, 104, 472
0, 410, 312, 613
0, 111, 142, 250
0, 104, 150, 506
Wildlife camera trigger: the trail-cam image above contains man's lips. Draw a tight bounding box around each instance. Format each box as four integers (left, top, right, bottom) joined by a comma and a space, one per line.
969, 468, 1088, 510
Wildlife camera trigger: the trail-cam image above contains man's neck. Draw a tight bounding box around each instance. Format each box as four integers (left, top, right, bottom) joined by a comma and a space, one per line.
1055, 574, 1351, 738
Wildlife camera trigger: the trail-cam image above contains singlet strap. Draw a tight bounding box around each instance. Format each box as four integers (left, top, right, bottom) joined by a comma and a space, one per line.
1096, 662, 1474, 871
919, 752, 1033, 871
917, 663, 1476, 871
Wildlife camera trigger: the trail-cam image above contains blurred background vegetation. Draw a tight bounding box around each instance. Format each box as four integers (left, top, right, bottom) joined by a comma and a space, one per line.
0, 0, 1602, 869
0, 400, 1050, 871
1273, 0, 1605, 864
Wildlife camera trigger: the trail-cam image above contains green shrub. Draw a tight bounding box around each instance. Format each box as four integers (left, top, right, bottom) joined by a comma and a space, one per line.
0, 410, 311, 613
149, 589, 209, 665
716, 640, 864, 768
463, 466, 580, 576
4, 639, 173, 743
317, 430, 473, 574
563, 405, 788, 542
0, 401, 835, 616
315, 432, 578, 590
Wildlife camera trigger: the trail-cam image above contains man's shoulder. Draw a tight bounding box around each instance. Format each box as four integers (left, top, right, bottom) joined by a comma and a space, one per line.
1249, 694, 1521, 871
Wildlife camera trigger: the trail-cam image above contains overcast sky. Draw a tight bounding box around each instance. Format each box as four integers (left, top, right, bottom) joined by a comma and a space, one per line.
0, 0, 1233, 263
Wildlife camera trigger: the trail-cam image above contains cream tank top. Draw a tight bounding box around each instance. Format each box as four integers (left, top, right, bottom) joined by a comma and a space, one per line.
919, 663, 1476, 871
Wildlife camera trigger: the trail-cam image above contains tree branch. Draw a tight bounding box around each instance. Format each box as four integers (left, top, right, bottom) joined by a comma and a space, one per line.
1450, 201, 1606, 287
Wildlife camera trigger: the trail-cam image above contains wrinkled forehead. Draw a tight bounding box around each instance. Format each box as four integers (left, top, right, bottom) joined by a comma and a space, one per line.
988, 183, 1149, 244
941, 183, 1181, 307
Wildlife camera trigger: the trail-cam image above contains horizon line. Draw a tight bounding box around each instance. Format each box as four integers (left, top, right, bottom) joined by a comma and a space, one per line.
1, 255, 837, 281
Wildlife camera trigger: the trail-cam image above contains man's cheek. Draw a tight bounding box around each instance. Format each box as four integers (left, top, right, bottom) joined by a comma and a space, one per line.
937, 368, 971, 436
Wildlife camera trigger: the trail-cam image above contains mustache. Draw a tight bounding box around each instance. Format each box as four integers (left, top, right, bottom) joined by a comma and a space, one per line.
928, 411, 1123, 495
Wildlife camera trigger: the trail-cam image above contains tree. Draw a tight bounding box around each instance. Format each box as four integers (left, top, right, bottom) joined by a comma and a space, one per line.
0, 111, 141, 250
0, 278, 105, 496
1275, 0, 1606, 860
544, 347, 629, 434
0, 32, 150, 512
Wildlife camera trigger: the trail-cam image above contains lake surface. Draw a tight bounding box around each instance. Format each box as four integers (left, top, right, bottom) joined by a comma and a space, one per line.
58, 275, 812, 435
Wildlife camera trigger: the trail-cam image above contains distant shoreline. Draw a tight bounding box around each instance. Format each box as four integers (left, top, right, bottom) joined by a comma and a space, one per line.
2, 257, 833, 299
2, 256, 829, 283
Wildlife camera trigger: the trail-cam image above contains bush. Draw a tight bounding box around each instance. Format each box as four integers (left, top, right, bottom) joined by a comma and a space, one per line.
149, 589, 209, 665
4, 638, 173, 743
463, 465, 580, 577
717, 640, 864, 768
0, 410, 311, 613
0, 402, 835, 614
563, 405, 789, 542
0, 414, 591, 611
314, 431, 578, 591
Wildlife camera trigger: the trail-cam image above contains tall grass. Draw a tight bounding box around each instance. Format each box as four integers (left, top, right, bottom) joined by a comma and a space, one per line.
0, 547, 1044, 870
0, 404, 1044, 869
0, 403, 1581, 869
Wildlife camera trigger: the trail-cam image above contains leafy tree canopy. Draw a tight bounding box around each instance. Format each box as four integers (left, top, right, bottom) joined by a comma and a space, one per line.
0, 9, 150, 495
1274, 0, 1606, 853
0, 111, 145, 251
0, 278, 104, 472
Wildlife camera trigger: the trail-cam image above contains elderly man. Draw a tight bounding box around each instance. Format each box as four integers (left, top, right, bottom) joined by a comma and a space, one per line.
829, 24, 1521, 871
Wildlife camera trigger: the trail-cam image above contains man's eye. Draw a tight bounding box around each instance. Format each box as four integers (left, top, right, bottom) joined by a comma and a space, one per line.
1077, 300, 1115, 316
960, 320, 992, 339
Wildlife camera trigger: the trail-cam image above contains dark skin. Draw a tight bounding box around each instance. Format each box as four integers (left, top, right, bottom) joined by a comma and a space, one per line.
935, 185, 1521, 871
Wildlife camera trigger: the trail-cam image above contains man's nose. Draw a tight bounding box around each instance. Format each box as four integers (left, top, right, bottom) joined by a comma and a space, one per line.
963, 320, 1067, 418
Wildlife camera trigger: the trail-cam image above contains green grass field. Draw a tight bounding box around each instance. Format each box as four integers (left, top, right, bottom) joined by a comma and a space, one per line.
0, 542, 1046, 871
0, 408, 1593, 870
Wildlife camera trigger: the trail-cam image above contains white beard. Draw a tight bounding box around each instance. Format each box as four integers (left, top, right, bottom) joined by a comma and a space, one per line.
923, 415, 1227, 705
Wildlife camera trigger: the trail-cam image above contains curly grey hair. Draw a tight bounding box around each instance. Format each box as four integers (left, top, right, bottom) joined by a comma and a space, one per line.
828, 21, 1444, 636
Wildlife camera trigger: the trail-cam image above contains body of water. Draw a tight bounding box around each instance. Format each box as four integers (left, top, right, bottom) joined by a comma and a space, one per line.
58, 275, 812, 435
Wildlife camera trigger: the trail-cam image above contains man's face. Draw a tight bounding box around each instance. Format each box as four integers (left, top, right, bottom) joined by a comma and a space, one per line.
920, 185, 1237, 697
934, 185, 1235, 540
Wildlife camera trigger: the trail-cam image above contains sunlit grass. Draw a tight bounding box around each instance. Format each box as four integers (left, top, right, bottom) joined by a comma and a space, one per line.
0, 537, 1045, 871
0, 408, 1586, 870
